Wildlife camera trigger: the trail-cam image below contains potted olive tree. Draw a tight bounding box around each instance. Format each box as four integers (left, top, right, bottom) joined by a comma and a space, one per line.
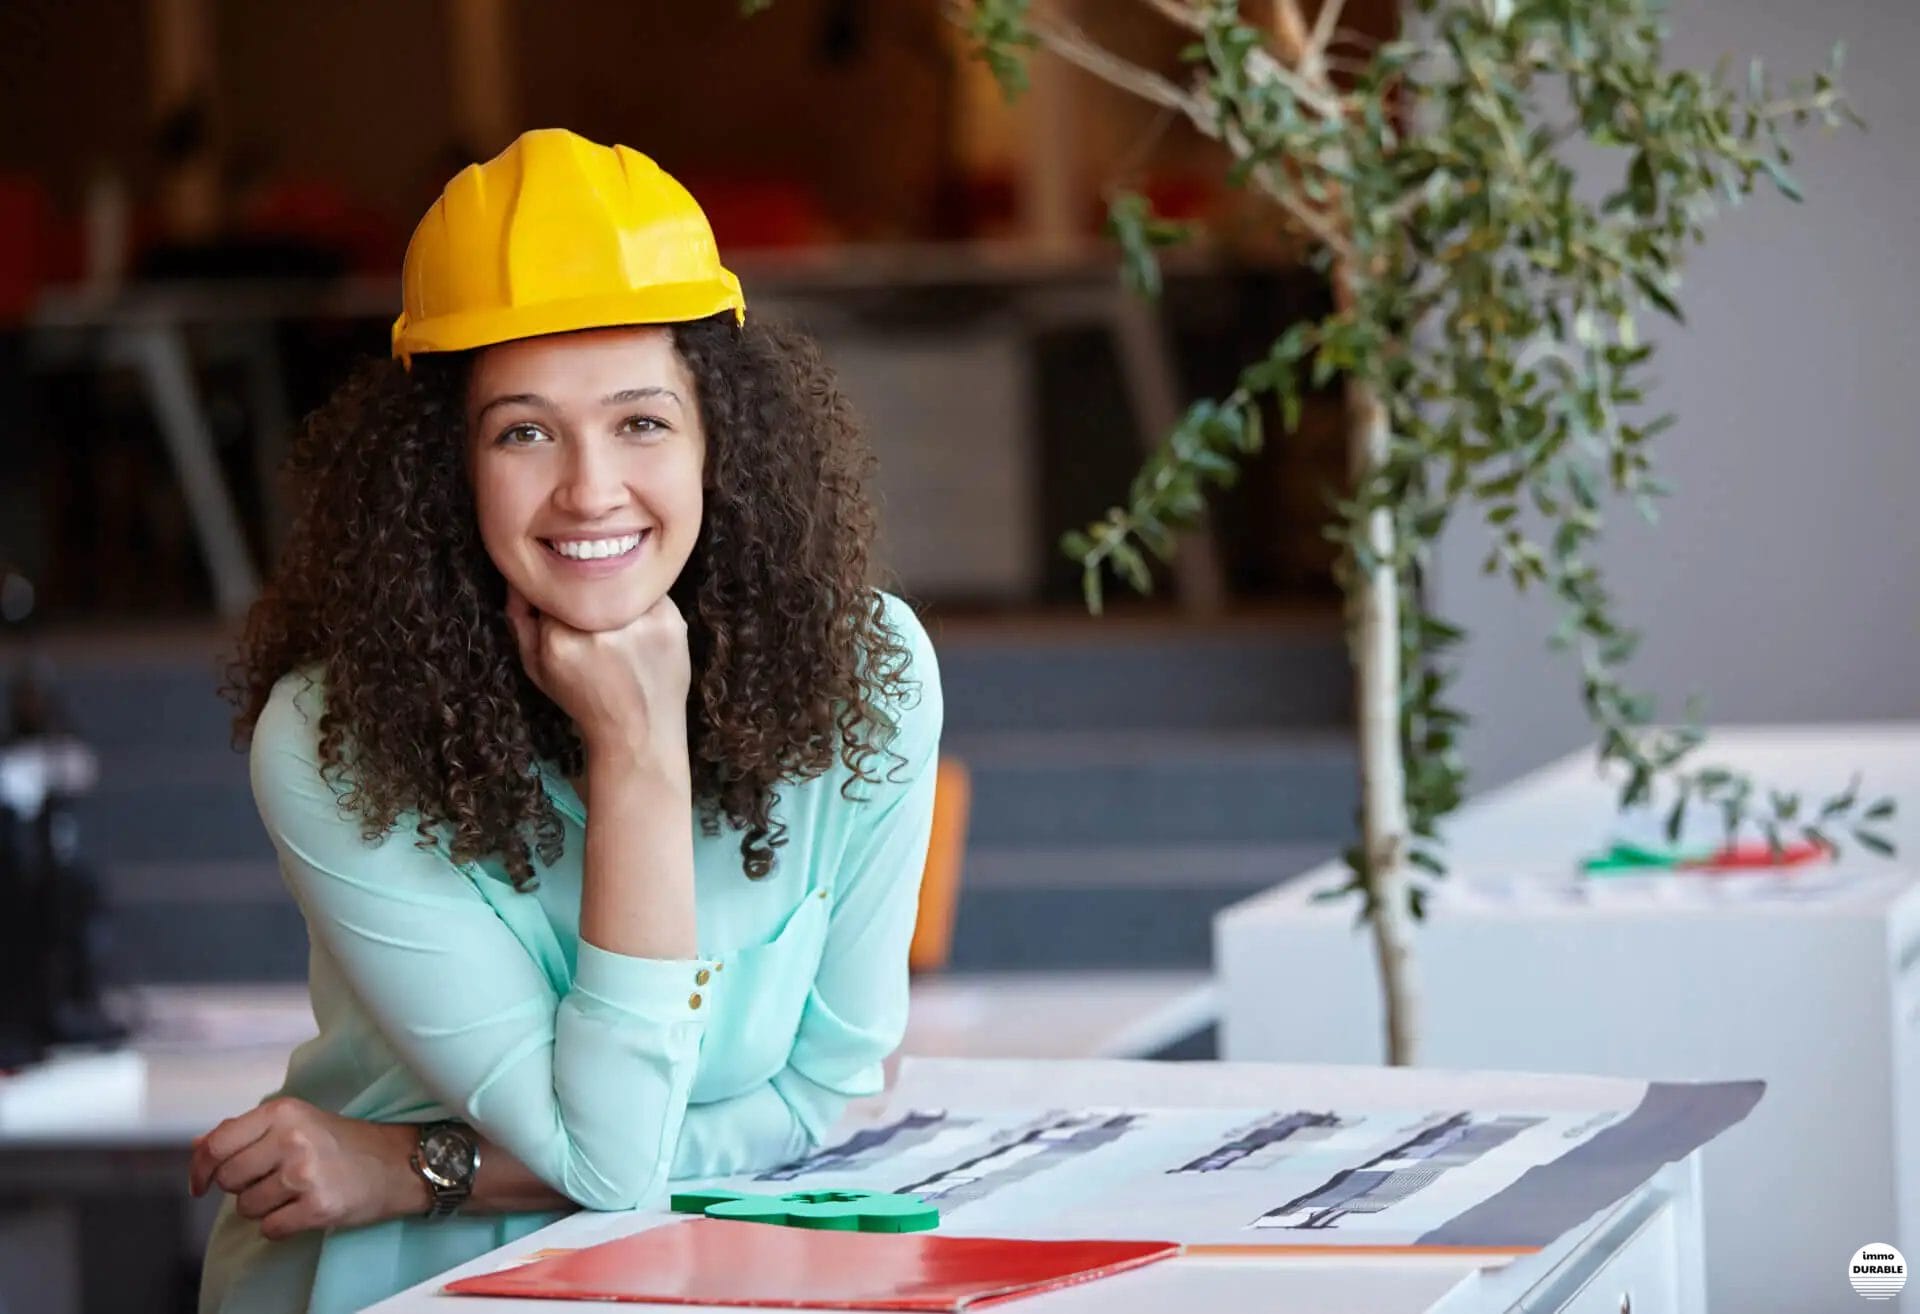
757, 0, 1898, 1064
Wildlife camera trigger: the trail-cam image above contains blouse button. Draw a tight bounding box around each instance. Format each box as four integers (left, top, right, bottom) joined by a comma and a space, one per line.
689, 992, 704, 1010
695, 968, 711, 986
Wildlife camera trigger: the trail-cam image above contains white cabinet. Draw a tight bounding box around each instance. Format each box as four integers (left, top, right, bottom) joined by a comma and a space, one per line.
1457, 1160, 1701, 1314
1218, 724, 1920, 1314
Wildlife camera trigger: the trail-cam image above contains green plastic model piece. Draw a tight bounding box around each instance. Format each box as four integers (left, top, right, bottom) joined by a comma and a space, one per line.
668, 1188, 940, 1233
1580, 842, 1714, 874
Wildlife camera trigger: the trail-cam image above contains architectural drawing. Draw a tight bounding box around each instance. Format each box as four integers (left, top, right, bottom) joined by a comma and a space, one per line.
756, 1110, 969, 1182
1254, 1113, 1541, 1230
1170, 1111, 1346, 1173
897, 1111, 1145, 1209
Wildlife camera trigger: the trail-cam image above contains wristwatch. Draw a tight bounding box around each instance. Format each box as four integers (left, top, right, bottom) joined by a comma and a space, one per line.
409, 1119, 481, 1220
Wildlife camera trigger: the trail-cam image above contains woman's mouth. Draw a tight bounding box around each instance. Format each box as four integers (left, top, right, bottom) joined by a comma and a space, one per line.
540, 530, 650, 574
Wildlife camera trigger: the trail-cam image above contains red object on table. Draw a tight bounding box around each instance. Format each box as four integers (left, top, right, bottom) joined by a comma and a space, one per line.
1685, 841, 1831, 871
443, 1217, 1180, 1310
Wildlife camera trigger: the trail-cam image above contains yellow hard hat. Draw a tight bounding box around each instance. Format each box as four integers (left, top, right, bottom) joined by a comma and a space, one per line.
391, 128, 746, 368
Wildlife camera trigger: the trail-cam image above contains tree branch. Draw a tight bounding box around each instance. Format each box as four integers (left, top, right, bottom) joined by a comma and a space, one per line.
1133, 0, 1205, 34
1030, 15, 1349, 256
1271, 0, 1312, 64
1031, 14, 1199, 116
1305, 0, 1349, 75
1130, 0, 1351, 123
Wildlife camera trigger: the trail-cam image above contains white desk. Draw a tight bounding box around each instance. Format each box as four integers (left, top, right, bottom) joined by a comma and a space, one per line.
362, 1123, 1705, 1314
1217, 722, 1920, 1314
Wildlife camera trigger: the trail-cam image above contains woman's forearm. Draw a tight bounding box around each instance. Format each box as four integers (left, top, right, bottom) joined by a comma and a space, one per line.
465, 1131, 575, 1214
372, 1123, 575, 1217
578, 744, 699, 960
447, 749, 696, 1215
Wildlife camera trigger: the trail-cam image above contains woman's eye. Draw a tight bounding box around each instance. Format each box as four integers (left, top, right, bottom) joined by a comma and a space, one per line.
622, 415, 667, 437
498, 424, 547, 446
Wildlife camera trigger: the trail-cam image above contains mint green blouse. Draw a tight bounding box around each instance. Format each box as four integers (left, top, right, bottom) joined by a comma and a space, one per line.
199, 591, 941, 1314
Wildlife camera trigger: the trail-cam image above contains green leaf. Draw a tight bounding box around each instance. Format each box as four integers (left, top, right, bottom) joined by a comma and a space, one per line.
962, 0, 1039, 99
1758, 155, 1804, 203
1238, 405, 1265, 455
1855, 830, 1895, 857
1105, 191, 1190, 302
1665, 793, 1689, 843
1110, 541, 1153, 594
1628, 152, 1659, 216
1632, 272, 1685, 322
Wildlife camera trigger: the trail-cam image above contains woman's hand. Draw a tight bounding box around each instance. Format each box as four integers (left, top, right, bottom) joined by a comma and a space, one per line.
505, 585, 692, 774
189, 1097, 426, 1240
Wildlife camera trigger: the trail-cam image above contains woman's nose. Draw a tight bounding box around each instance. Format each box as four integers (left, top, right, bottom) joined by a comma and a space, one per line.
552, 442, 630, 520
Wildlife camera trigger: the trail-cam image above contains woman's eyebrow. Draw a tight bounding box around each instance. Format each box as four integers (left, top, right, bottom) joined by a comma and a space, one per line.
475, 386, 682, 425
599, 386, 683, 410
474, 392, 546, 424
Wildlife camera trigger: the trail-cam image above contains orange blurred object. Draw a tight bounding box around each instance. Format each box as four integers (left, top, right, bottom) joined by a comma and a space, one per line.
909, 756, 972, 974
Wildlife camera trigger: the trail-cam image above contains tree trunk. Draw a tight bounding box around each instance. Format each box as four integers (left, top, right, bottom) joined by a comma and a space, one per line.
1347, 373, 1420, 1067
1271, 0, 1419, 1065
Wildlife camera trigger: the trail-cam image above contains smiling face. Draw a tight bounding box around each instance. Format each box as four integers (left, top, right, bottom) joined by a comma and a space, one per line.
466, 326, 705, 633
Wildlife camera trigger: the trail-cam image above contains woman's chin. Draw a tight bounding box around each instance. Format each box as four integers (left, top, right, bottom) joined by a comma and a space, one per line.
531, 586, 656, 634
544, 602, 640, 633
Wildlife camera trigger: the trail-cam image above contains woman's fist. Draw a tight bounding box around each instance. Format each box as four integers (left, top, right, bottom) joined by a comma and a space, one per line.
190, 1097, 424, 1240
505, 586, 692, 772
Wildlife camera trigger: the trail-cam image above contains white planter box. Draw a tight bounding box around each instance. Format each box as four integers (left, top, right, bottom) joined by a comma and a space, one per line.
1217, 724, 1920, 1314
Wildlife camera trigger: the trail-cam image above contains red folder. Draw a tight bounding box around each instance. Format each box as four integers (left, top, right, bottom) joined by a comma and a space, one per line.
444, 1217, 1181, 1310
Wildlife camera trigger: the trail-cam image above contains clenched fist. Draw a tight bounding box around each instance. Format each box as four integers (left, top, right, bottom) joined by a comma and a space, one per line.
505, 584, 692, 776
190, 1097, 424, 1239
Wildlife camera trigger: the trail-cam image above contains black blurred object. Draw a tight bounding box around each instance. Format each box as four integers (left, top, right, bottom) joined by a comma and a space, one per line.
0, 564, 126, 1071
136, 236, 347, 282
818, 0, 863, 64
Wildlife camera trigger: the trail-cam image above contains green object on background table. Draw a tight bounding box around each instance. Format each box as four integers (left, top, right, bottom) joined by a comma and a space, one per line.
669, 1188, 940, 1233
1580, 842, 1713, 874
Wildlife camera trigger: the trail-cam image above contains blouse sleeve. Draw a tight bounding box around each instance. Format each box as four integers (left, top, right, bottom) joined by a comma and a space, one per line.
671, 594, 944, 1178
251, 674, 710, 1212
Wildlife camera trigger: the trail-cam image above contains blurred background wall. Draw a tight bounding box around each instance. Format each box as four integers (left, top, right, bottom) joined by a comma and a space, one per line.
0, 0, 1400, 995
1437, 0, 1920, 790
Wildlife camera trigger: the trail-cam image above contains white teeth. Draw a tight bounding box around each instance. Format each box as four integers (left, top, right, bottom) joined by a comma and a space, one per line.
550, 533, 642, 560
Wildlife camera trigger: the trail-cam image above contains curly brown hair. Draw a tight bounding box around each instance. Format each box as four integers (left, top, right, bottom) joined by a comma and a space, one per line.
222, 313, 913, 890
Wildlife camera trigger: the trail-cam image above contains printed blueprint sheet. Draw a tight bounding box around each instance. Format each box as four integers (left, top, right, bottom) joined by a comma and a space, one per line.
676, 1060, 1762, 1254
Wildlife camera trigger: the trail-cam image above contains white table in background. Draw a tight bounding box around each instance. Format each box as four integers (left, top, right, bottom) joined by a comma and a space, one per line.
1, 969, 1217, 1156
1217, 722, 1920, 1314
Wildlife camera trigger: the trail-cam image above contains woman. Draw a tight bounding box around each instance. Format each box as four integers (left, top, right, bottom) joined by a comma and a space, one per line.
193, 129, 942, 1313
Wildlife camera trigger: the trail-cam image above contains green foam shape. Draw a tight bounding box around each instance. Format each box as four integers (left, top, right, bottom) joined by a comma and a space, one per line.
674, 1188, 938, 1233
669, 1189, 753, 1213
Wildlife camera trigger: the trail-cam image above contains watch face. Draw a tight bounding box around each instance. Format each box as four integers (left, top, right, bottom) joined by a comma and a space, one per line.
420, 1126, 475, 1186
